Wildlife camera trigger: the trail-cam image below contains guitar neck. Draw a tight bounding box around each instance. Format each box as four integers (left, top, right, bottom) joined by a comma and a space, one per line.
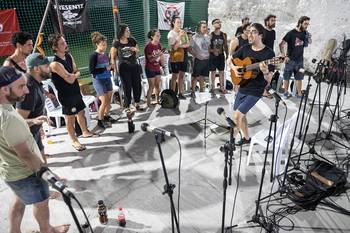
245, 58, 275, 71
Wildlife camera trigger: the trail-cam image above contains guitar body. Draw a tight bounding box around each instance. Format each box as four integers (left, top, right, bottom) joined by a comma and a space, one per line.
230, 56, 285, 85
230, 57, 254, 85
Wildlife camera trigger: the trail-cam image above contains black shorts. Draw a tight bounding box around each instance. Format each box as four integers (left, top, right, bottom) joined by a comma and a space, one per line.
193, 58, 209, 77
145, 68, 161, 79
59, 95, 86, 115
209, 54, 225, 71
170, 61, 188, 74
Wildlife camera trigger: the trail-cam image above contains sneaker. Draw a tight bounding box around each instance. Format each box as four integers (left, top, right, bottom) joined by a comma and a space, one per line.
135, 103, 145, 111
190, 91, 196, 98
104, 115, 117, 123
97, 119, 110, 129
178, 93, 186, 100
235, 137, 251, 146
282, 92, 291, 99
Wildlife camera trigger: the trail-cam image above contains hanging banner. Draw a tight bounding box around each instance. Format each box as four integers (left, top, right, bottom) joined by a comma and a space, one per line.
157, 1, 185, 30
0, 9, 20, 56
50, 0, 90, 33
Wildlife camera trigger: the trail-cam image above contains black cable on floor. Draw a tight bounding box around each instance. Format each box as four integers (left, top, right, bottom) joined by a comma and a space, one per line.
226, 134, 243, 233
175, 135, 182, 227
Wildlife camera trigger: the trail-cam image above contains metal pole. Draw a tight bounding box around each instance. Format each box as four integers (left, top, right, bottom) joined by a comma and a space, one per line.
112, 0, 120, 38
33, 0, 51, 53
143, 0, 150, 42
54, 0, 64, 34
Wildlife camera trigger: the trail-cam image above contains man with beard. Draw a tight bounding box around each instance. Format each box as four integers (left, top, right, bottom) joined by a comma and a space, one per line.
0, 66, 70, 233
16, 53, 52, 164
3, 32, 33, 73
263, 14, 277, 51
279, 16, 311, 99
209, 18, 228, 94
228, 23, 275, 146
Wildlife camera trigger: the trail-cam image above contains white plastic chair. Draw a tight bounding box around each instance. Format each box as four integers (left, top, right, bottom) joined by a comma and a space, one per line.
160, 53, 172, 91
138, 56, 148, 100
42, 80, 93, 128
111, 74, 124, 107
44, 98, 64, 128
247, 112, 298, 175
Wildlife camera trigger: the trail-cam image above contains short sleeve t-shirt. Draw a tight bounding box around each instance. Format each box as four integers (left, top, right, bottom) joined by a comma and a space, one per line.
263, 29, 276, 51
167, 30, 185, 63
233, 45, 275, 97
16, 75, 45, 135
283, 29, 306, 62
89, 52, 111, 79
191, 33, 211, 60
144, 42, 162, 72
112, 37, 138, 65
0, 104, 41, 182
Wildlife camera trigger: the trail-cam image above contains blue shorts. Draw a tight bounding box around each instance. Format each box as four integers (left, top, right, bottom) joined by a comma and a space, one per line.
5, 173, 49, 205
233, 92, 261, 114
93, 78, 113, 96
283, 59, 304, 81
145, 68, 161, 79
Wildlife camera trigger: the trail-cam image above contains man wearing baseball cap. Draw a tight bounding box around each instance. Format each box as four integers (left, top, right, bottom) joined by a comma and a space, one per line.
0, 66, 70, 233
16, 53, 52, 164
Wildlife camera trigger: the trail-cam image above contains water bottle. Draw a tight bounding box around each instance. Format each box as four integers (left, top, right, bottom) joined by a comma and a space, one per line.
117, 207, 126, 227
97, 200, 108, 225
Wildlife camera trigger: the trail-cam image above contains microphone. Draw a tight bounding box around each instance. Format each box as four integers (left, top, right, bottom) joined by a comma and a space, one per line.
217, 107, 235, 128
298, 68, 314, 76
141, 123, 175, 137
266, 86, 286, 106
39, 167, 73, 197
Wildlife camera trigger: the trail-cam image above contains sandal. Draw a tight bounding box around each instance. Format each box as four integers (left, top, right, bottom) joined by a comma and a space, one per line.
81, 132, 100, 138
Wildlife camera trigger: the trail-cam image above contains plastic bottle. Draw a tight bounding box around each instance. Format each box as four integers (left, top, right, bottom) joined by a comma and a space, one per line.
117, 207, 126, 227
97, 200, 108, 225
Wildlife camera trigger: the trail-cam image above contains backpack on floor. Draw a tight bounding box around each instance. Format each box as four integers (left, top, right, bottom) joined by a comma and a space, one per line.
160, 89, 179, 109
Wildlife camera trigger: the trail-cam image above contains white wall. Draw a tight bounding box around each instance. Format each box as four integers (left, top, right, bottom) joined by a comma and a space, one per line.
208, 0, 350, 68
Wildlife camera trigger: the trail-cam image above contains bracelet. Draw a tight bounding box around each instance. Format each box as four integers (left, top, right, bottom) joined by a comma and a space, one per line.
263, 72, 270, 75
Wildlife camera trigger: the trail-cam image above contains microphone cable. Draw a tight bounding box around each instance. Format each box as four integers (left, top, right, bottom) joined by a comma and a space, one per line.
226, 132, 243, 233
174, 135, 183, 227
70, 193, 95, 233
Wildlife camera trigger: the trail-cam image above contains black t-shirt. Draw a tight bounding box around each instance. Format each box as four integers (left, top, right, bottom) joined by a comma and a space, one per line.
51, 53, 81, 103
283, 29, 306, 62
112, 37, 138, 65
16, 74, 45, 134
263, 29, 276, 51
233, 44, 275, 97
89, 52, 110, 78
235, 35, 249, 52
235, 26, 243, 37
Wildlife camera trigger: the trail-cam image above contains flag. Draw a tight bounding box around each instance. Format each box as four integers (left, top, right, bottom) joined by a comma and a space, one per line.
0, 9, 20, 56
50, 0, 90, 33
157, 1, 185, 30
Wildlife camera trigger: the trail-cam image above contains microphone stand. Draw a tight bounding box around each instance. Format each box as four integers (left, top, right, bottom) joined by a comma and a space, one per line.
248, 97, 280, 232
61, 193, 85, 233
220, 124, 235, 233
154, 132, 180, 233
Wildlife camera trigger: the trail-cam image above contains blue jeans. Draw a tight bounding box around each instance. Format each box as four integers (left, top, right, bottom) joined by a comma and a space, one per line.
5, 173, 49, 205
283, 59, 304, 80
233, 92, 261, 114
93, 78, 113, 96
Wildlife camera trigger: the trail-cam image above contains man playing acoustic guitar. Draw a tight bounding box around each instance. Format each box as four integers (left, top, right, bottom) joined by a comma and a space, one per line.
228, 23, 275, 146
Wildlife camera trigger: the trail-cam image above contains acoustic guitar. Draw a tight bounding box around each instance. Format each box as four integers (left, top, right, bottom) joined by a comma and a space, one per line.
230, 56, 285, 85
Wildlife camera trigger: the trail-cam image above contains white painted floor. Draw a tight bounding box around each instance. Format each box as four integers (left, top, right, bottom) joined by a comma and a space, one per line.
1, 80, 350, 233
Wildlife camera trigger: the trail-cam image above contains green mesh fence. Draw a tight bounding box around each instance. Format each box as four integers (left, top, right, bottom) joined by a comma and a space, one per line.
1, 0, 208, 80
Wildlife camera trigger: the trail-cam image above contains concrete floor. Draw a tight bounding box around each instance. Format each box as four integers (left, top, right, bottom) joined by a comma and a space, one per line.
1, 80, 350, 233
